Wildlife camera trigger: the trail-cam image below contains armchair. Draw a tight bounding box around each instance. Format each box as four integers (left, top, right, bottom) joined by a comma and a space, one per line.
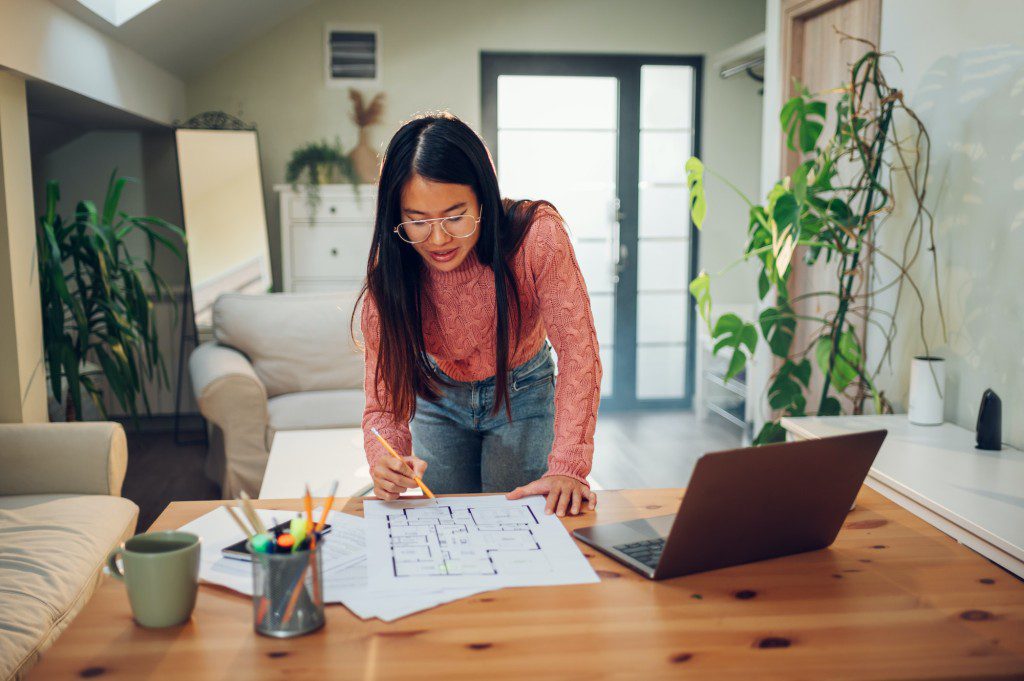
189, 290, 366, 498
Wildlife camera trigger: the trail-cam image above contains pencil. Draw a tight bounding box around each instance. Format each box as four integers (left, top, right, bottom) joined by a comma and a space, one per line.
225, 505, 254, 538
370, 427, 436, 499
238, 491, 267, 534
303, 484, 313, 533
314, 480, 339, 533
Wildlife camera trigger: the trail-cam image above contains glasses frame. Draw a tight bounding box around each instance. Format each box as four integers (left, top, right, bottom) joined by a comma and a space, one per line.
393, 209, 483, 244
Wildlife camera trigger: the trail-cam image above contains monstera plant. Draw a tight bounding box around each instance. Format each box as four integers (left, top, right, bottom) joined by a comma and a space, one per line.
37, 171, 186, 422
687, 39, 945, 444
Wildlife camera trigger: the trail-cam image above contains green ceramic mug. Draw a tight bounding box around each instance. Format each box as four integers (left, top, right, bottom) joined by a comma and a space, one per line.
107, 531, 201, 627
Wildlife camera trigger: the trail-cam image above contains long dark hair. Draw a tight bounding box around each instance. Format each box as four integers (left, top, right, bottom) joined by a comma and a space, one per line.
352, 111, 558, 424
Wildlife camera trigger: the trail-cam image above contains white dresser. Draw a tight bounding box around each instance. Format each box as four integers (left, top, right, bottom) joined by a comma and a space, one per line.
276, 183, 377, 292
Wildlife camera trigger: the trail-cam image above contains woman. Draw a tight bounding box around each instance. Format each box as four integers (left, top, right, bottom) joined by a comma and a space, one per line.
354, 111, 602, 517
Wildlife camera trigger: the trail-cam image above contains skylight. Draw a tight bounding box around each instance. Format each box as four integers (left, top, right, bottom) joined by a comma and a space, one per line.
75, 0, 163, 26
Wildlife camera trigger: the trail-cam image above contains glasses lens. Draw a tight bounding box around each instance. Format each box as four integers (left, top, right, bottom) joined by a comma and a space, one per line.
398, 222, 431, 243
442, 215, 477, 238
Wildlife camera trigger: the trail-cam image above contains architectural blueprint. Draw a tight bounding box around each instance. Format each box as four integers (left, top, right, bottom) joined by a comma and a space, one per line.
364, 495, 600, 590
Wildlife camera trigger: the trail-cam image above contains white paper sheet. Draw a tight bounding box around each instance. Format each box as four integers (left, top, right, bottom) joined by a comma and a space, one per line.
178, 506, 490, 621
364, 495, 600, 591
322, 558, 487, 622
177, 507, 364, 595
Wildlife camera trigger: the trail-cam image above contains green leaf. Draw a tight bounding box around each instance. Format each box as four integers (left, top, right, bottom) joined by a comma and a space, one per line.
757, 270, 770, 300
689, 271, 712, 333
766, 359, 811, 412
772, 193, 799, 231
754, 421, 788, 445
758, 303, 796, 357
684, 156, 706, 229
791, 161, 812, 205
711, 313, 758, 381
815, 331, 862, 392
819, 396, 842, 416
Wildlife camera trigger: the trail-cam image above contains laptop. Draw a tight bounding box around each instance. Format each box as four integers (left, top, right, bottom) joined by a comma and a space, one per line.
573, 430, 887, 580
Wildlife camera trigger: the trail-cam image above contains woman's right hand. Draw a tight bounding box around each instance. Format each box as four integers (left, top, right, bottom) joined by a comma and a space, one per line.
371, 454, 428, 501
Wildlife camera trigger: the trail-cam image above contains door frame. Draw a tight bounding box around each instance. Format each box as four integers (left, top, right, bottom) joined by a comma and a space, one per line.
480, 52, 704, 411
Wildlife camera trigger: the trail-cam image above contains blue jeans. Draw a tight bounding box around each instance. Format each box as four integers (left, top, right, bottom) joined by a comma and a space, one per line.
410, 341, 556, 494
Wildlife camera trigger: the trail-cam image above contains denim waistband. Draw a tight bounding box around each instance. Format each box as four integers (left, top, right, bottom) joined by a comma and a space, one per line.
426, 339, 552, 387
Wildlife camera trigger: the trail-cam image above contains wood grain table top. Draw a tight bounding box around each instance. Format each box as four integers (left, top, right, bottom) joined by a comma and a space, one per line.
30, 488, 1024, 680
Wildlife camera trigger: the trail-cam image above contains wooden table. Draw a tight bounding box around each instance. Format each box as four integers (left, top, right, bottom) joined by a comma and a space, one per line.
31, 489, 1024, 680
782, 414, 1024, 577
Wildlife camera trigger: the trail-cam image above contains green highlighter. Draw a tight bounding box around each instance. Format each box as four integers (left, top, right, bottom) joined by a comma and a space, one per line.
289, 517, 307, 551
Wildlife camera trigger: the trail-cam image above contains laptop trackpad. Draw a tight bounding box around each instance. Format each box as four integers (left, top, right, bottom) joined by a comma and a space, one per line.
622, 514, 674, 539
576, 514, 675, 547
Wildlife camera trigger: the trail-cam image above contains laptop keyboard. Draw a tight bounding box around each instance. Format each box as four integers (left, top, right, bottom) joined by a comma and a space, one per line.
613, 538, 666, 569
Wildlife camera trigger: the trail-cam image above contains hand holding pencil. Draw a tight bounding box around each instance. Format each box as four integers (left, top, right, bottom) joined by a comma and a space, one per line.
369, 427, 434, 501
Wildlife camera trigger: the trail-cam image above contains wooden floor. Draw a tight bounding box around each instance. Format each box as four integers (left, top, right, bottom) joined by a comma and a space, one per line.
591, 409, 742, 489
121, 410, 740, 532
121, 428, 220, 532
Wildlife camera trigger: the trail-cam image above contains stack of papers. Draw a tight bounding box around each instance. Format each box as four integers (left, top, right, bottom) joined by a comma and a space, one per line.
178, 495, 598, 622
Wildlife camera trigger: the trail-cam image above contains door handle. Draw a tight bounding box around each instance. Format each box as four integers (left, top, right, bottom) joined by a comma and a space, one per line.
610, 198, 626, 283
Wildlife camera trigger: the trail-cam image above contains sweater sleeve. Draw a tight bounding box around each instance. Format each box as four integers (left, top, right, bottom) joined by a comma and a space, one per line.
360, 293, 412, 471
524, 208, 603, 485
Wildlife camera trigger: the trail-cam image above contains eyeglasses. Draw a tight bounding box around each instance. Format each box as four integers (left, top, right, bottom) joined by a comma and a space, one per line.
394, 211, 482, 244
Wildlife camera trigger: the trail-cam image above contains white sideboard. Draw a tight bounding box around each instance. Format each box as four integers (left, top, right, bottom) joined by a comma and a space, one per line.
276, 183, 377, 292
781, 414, 1024, 577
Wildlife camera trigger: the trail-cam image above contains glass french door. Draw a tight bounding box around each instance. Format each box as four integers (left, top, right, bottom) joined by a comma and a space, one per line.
482, 54, 702, 410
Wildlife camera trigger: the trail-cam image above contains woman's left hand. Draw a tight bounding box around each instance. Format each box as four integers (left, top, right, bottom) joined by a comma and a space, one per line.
506, 475, 597, 517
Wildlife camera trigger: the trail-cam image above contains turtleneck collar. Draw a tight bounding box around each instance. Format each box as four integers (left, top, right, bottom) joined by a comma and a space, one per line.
423, 247, 487, 286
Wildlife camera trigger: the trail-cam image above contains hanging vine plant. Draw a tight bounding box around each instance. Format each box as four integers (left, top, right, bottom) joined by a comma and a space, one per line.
687, 36, 946, 444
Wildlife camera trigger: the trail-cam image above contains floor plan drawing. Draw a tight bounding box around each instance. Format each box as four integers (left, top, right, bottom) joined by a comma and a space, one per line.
385, 503, 551, 577
364, 495, 600, 591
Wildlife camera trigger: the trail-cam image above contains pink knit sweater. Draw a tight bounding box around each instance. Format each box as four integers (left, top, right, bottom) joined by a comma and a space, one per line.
360, 206, 602, 485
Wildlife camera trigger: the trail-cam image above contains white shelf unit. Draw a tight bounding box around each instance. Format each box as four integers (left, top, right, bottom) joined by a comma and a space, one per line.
276, 183, 377, 292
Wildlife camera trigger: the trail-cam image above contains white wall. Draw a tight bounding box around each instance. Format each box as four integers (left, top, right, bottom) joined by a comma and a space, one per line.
872, 0, 1024, 447
0, 0, 185, 125
186, 0, 766, 301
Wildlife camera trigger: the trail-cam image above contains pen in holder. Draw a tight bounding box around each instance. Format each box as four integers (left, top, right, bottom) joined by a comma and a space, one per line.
247, 537, 325, 638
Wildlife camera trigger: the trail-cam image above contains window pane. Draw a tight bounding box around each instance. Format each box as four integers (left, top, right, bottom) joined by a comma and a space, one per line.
636, 345, 685, 399
589, 292, 615, 348
639, 183, 691, 238
639, 130, 692, 185
638, 239, 688, 292
574, 239, 615, 294
498, 75, 618, 130
499, 130, 616, 191
600, 346, 613, 397
640, 65, 694, 129
638, 291, 686, 344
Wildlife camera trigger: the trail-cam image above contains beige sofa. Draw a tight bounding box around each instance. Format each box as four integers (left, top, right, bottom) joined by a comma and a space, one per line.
0, 422, 138, 681
189, 291, 366, 499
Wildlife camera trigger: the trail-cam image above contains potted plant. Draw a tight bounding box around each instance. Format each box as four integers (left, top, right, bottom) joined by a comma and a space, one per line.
37, 171, 186, 423
685, 38, 946, 444
285, 136, 362, 220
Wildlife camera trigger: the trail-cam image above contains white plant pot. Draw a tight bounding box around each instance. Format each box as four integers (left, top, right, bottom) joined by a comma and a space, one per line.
908, 356, 944, 426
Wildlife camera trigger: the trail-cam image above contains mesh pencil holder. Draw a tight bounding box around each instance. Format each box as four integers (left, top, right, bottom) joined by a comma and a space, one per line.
247, 538, 325, 638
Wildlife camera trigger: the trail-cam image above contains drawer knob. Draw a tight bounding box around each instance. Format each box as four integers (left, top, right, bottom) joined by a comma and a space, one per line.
330, 248, 339, 256
329, 206, 337, 214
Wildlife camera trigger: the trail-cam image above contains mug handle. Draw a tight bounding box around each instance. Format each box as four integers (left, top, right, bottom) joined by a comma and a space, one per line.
107, 545, 126, 581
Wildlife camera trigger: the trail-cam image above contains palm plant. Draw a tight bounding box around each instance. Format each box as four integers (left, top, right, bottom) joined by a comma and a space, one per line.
37, 171, 186, 422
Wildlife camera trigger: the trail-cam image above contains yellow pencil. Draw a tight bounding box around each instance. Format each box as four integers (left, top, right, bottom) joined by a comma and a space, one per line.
370, 427, 436, 499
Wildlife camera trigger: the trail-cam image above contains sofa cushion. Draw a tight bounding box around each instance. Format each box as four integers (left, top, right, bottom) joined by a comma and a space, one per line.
0, 494, 138, 680
213, 291, 365, 397
267, 389, 366, 435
